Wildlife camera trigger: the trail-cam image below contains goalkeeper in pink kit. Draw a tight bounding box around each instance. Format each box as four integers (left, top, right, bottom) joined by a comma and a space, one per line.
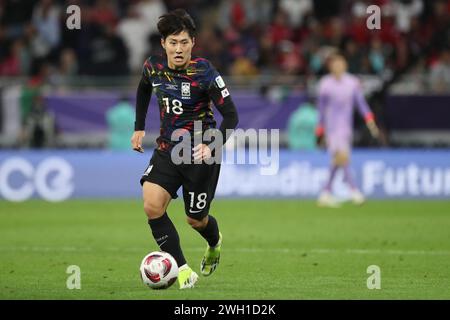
316, 54, 379, 207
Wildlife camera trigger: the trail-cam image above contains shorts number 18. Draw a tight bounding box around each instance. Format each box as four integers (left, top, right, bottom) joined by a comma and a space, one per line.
189, 192, 207, 210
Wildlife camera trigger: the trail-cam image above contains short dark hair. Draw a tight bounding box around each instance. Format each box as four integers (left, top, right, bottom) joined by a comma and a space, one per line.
157, 9, 196, 40
327, 52, 346, 64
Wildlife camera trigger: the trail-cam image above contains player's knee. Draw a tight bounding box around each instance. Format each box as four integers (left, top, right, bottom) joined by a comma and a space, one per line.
334, 152, 349, 166
143, 201, 165, 219
186, 216, 208, 230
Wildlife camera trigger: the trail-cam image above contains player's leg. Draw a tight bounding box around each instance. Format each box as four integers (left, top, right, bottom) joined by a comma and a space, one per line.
186, 215, 220, 247
325, 154, 340, 192
340, 151, 365, 205
317, 141, 340, 208
186, 214, 222, 277
186, 215, 222, 278
182, 164, 222, 276
142, 181, 198, 289
140, 150, 197, 289
318, 133, 340, 206
318, 157, 341, 207
319, 132, 358, 207
142, 181, 187, 265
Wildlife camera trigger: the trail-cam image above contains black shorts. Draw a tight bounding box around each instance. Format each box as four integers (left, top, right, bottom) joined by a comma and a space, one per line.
140, 149, 221, 220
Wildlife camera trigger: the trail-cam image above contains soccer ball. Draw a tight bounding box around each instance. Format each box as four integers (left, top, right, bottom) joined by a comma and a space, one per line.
139, 251, 179, 289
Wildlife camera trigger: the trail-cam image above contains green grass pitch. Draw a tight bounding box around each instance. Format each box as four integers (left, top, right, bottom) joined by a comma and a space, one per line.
1, 200, 449, 299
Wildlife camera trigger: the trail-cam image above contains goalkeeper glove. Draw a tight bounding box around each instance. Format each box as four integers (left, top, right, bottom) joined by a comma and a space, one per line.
315, 125, 325, 146
365, 113, 379, 139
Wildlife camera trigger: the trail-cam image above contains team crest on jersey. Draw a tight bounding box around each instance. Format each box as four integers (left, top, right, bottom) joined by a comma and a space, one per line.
181, 82, 191, 99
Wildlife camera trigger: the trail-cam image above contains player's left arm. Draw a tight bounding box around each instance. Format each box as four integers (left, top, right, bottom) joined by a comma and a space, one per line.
354, 81, 379, 138
193, 72, 239, 161
208, 77, 239, 145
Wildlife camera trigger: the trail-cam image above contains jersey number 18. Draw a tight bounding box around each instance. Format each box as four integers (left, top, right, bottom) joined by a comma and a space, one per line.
163, 97, 184, 115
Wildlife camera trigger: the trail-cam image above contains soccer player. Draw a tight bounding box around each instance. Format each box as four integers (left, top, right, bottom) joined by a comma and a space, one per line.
130, 9, 238, 289
316, 53, 379, 207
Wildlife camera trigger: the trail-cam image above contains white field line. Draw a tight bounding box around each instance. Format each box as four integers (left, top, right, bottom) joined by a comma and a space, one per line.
0, 246, 449, 256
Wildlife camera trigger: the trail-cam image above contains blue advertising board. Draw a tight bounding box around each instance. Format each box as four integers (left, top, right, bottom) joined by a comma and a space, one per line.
0, 149, 449, 201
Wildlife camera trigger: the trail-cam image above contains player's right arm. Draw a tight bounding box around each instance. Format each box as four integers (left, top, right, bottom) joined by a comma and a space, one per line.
131, 59, 153, 153
315, 79, 327, 142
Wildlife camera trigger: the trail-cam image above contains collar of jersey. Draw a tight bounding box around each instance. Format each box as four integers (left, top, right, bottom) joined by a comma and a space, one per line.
161, 55, 201, 75
163, 58, 194, 74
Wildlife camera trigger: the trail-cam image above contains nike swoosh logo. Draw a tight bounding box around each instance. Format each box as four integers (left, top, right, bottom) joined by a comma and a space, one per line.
152, 82, 162, 87
189, 209, 203, 214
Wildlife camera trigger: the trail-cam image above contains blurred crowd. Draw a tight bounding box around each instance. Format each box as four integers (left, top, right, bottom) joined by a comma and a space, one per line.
0, 0, 449, 92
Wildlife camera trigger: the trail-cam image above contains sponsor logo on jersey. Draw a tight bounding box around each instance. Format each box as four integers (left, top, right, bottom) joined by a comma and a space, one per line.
221, 88, 230, 98
215, 76, 226, 88
165, 84, 178, 90
181, 82, 191, 99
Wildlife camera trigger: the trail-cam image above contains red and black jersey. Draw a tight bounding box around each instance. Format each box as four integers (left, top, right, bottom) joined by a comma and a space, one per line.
135, 55, 237, 153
